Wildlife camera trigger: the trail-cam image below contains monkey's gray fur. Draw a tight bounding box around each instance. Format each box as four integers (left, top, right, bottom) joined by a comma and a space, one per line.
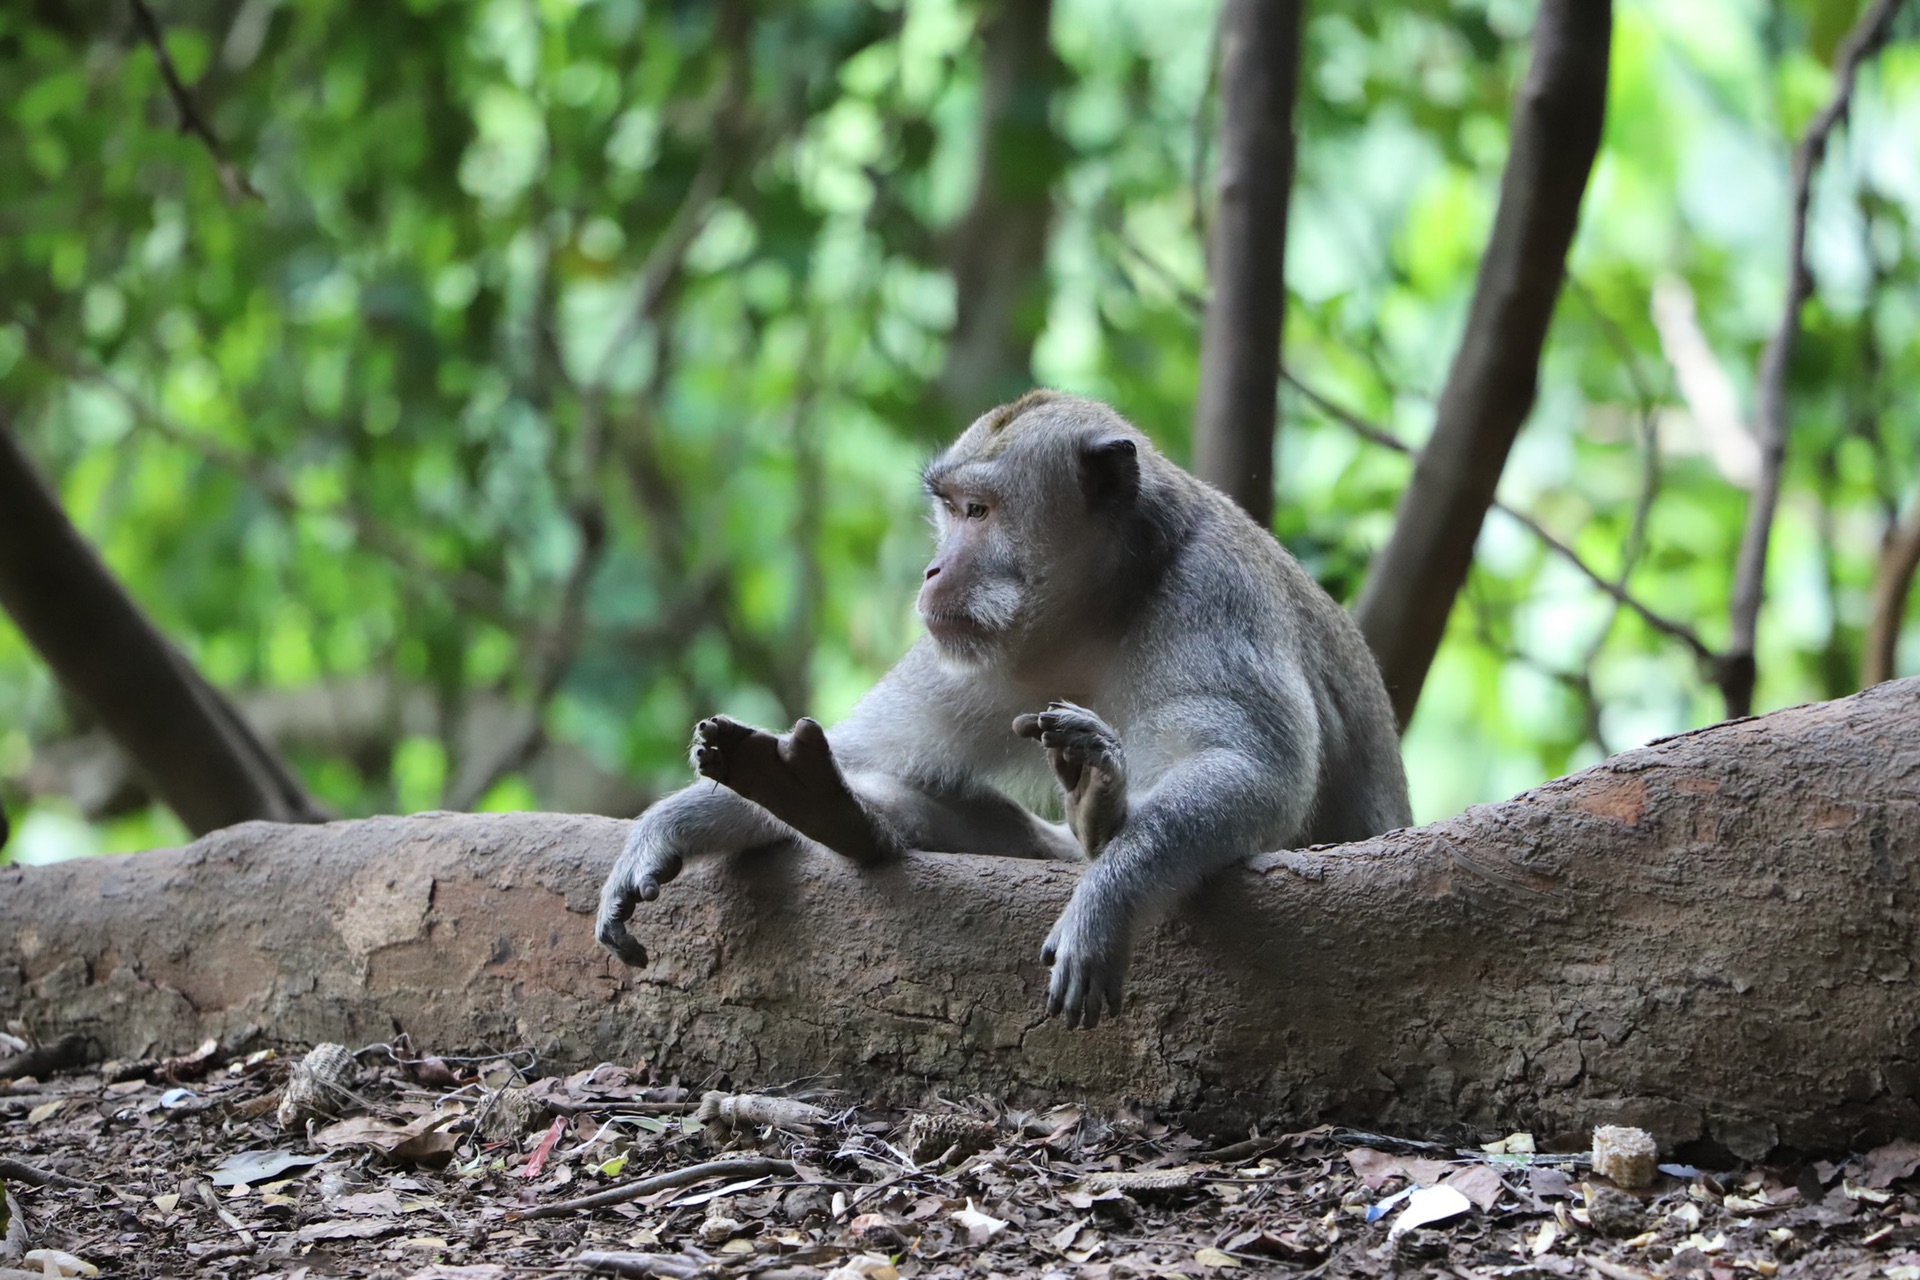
597, 391, 1411, 1028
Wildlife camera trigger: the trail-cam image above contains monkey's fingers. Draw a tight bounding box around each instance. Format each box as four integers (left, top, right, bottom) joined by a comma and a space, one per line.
594, 893, 651, 968
1011, 713, 1045, 740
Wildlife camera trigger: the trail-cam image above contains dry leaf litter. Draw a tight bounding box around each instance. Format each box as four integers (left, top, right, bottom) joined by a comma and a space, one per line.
2, 1033, 1917, 1278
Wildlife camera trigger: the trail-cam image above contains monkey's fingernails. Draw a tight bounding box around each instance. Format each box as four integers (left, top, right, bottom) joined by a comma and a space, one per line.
1011, 714, 1043, 738
637, 880, 660, 901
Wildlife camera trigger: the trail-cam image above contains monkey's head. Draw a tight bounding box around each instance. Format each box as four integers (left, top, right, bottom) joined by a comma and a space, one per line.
917, 390, 1159, 671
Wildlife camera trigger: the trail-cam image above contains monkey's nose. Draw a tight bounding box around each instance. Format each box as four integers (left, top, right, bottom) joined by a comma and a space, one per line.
924, 564, 941, 580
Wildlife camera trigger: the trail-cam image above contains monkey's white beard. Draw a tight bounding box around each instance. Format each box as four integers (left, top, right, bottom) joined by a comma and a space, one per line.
922, 577, 1025, 669
966, 578, 1024, 632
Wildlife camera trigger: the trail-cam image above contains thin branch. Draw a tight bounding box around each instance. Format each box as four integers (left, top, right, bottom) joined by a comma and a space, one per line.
1103, 220, 1716, 667
1865, 489, 1920, 687
1190, 16, 1224, 249
1723, 0, 1905, 718
445, 28, 755, 809
22, 331, 517, 628
513, 1157, 794, 1220
1564, 277, 1667, 683
0, 416, 322, 834
128, 0, 259, 200
1280, 373, 1715, 664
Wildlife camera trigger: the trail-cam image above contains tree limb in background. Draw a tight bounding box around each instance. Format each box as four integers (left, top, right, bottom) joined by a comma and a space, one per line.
1192, 0, 1305, 529
1283, 373, 1714, 666
0, 418, 322, 835
937, 0, 1062, 423
1723, 0, 1906, 718
128, 0, 259, 200
1351, 0, 1612, 730
1865, 490, 1920, 687
1104, 223, 1713, 672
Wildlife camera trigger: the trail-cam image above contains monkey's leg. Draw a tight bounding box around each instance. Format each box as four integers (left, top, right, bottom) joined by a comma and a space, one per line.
1013, 701, 1129, 856
692, 715, 896, 864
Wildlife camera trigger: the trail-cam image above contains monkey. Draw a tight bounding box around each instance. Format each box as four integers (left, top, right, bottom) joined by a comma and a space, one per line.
597, 390, 1411, 1029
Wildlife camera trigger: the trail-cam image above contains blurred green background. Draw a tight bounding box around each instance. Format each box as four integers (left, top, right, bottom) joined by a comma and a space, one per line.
2, 0, 1916, 862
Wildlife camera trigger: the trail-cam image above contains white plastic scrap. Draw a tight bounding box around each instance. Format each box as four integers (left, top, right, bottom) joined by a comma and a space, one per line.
1388, 1184, 1474, 1238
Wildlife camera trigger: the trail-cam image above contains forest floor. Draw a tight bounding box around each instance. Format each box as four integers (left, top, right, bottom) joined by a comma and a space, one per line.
2, 1040, 1916, 1280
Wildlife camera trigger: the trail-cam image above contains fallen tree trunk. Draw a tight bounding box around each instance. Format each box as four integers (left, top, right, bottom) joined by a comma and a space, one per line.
4, 679, 1918, 1156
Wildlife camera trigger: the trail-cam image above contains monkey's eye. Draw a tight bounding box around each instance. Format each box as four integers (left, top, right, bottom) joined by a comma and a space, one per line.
964, 502, 989, 520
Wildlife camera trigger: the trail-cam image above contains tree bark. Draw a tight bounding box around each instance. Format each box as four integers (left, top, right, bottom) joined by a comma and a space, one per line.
1192, 0, 1305, 529
0, 421, 323, 835
936, 0, 1061, 423
5, 678, 1918, 1156
1353, 0, 1611, 730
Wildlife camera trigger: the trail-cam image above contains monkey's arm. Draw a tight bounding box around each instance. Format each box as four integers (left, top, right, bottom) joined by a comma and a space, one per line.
1042, 695, 1319, 1028
597, 780, 800, 965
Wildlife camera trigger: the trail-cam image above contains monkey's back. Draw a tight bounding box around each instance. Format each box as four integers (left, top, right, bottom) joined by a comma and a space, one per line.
1134, 462, 1412, 849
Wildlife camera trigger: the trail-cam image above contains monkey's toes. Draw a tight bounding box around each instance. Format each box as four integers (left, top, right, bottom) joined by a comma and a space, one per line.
1034, 705, 1123, 770
691, 715, 756, 784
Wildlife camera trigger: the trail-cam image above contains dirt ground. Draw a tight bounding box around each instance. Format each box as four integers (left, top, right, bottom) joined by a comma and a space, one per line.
3, 1037, 1917, 1279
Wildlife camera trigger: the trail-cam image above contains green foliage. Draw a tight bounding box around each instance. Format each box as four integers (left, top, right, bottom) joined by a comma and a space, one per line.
2, 0, 1917, 862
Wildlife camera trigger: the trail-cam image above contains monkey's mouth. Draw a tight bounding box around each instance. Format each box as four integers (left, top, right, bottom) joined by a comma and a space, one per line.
920, 608, 998, 645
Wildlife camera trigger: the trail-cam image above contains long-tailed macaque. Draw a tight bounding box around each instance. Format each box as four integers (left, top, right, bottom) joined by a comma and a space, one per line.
597, 391, 1411, 1028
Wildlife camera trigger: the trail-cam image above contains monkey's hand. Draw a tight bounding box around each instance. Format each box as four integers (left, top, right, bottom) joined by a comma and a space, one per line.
595, 824, 686, 968
1014, 701, 1129, 857
1041, 890, 1132, 1030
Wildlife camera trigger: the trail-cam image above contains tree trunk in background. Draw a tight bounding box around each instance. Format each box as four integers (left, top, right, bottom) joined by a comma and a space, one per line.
0, 420, 323, 835
1192, 0, 1305, 529
1354, 0, 1611, 730
7, 678, 1918, 1156
937, 0, 1061, 423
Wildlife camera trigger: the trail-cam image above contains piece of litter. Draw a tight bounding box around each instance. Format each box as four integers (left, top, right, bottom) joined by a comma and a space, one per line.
952, 1198, 1009, 1245
1593, 1125, 1659, 1189
1366, 1186, 1414, 1222
1389, 1184, 1473, 1237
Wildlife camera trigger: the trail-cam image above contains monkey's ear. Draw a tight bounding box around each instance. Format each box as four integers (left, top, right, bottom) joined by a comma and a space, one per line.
1079, 436, 1139, 508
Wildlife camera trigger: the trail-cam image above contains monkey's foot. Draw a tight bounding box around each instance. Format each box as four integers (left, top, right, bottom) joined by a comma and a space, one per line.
1013, 701, 1129, 856
692, 716, 894, 864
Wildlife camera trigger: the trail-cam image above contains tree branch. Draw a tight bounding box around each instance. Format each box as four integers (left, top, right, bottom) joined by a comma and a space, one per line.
1191, 0, 1306, 528
1282, 373, 1714, 664
936, 0, 1062, 423
1351, 0, 1613, 729
1865, 488, 1920, 687
1722, 0, 1906, 717
128, 0, 258, 200
20, 333, 518, 629
1101, 223, 1711, 670
0, 417, 321, 834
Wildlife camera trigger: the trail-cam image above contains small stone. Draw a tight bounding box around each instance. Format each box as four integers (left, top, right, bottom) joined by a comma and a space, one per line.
478, 1087, 541, 1141
1586, 1185, 1646, 1238
1592, 1124, 1659, 1189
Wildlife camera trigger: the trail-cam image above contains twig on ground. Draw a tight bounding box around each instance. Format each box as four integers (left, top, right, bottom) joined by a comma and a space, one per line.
512, 1156, 796, 1220
0, 1160, 88, 1190
0, 1035, 93, 1082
